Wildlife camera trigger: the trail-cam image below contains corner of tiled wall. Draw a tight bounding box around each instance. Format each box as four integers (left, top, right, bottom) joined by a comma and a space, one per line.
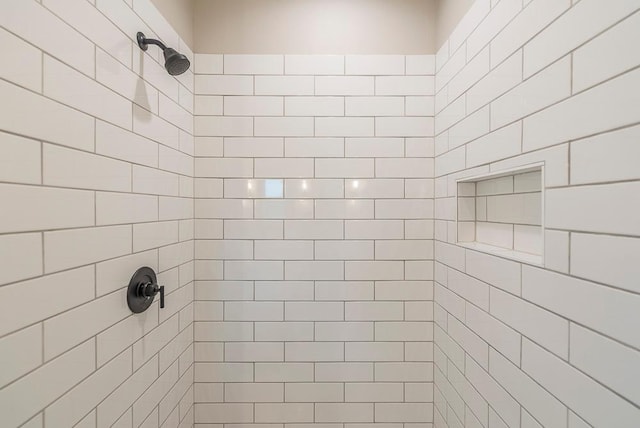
192, 53, 436, 427
0, 0, 195, 426
432, 0, 640, 427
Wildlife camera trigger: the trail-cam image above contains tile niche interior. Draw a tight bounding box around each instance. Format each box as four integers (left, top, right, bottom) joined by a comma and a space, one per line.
457, 164, 544, 264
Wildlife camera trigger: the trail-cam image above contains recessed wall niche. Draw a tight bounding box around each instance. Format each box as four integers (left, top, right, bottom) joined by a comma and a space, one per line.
456, 164, 544, 265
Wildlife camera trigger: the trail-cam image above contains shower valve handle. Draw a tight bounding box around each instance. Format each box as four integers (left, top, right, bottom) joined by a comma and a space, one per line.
127, 267, 165, 313
138, 282, 165, 309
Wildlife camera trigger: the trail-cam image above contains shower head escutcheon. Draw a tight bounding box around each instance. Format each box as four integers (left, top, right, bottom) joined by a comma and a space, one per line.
136, 32, 191, 76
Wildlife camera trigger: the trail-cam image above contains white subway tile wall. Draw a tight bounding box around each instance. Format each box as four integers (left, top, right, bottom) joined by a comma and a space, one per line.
194, 54, 435, 426
0, 0, 194, 427
433, 1, 640, 428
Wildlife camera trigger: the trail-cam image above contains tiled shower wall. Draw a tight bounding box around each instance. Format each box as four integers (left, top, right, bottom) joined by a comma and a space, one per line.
193, 55, 436, 426
433, 0, 640, 427
0, 1, 195, 427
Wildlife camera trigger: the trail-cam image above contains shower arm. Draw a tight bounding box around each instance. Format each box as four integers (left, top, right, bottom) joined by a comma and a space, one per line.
137, 32, 167, 52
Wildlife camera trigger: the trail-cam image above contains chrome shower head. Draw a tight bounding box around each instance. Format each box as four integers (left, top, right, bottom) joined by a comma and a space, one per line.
136, 32, 191, 76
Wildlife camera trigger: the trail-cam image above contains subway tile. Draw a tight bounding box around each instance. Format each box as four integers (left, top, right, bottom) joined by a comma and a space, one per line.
196, 157, 253, 178
194, 321, 253, 342
285, 179, 344, 198
195, 95, 223, 115
132, 221, 179, 252
96, 192, 157, 226
346, 55, 405, 75
0, 27, 42, 92
44, 225, 131, 273
0, 132, 40, 185
195, 75, 253, 95
194, 54, 223, 74
523, 61, 640, 152
286, 383, 344, 402
286, 261, 345, 280
345, 220, 404, 239
406, 96, 435, 116
522, 338, 640, 428
96, 356, 157, 428
225, 96, 284, 116
226, 220, 284, 239
345, 382, 403, 401
447, 0, 491, 53
406, 55, 435, 75
315, 282, 374, 301
467, 0, 522, 60
0, 80, 94, 151
492, 57, 571, 130
0, 0, 94, 76
224, 55, 283, 74
0, 340, 94, 428
465, 356, 520, 428
467, 51, 522, 114
375, 322, 433, 341
255, 117, 315, 136
196, 198, 253, 218
490, 0, 570, 67
345, 97, 404, 116
570, 323, 640, 407
546, 182, 640, 236
523, 0, 639, 77
255, 281, 314, 300
375, 241, 433, 260
573, 11, 640, 92
0, 233, 43, 287
255, 403, 313, 423
376, 76, 434, 96
133, 105, 179, 149
225, 301, 283, 321
0, 184, 95, 232
375, 158, 434, 178
96, 120, 158, 168
255, 240, 314, 260
345, 302, 404, 321
466, 302, 521, 365
225, 383, 284, 402
44, 289, 130, 360
256, 76, 315, 95
315, 404, 373, 423
225, 261, 284, 280
286, 97, 344, 116
255, 158, 314, 177
466, 122, 522, 167
315, 363, 373, 382
316, 117, 374, 137
315, 241, 374, 260
316, 77, 374, 96
195, 116, 254, 137
490, 287, 568, 358
375, 362, 433, 382
376, 403, 433, 423
345, 179, 404, 198
376, 117, 434, 137
45, 349, 132, 428
195, 403, 253, 423
255, 322, 314, 341
133, 165, 180, 196
225, 342, 282, 364
285, 138, 344, 158
315, 159, 374, 178
0, 325, 42, 387
523, 266, 640, 349
44, 56, 131, 129
570, 124, 640, 184
224, 178, 283, 198
315, 322, 373, 342
286, 302, 344, 321
255, 363, 314, 382
43, 145, 131, 192
571, 233, 640, 294
315, 200, 374, 219
285, 342, 344, 361
375, 199, 433, 219
285, 55, 344, 75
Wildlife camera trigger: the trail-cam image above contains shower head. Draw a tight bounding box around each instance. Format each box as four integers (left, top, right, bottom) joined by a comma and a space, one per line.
136, 32, 191, 76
